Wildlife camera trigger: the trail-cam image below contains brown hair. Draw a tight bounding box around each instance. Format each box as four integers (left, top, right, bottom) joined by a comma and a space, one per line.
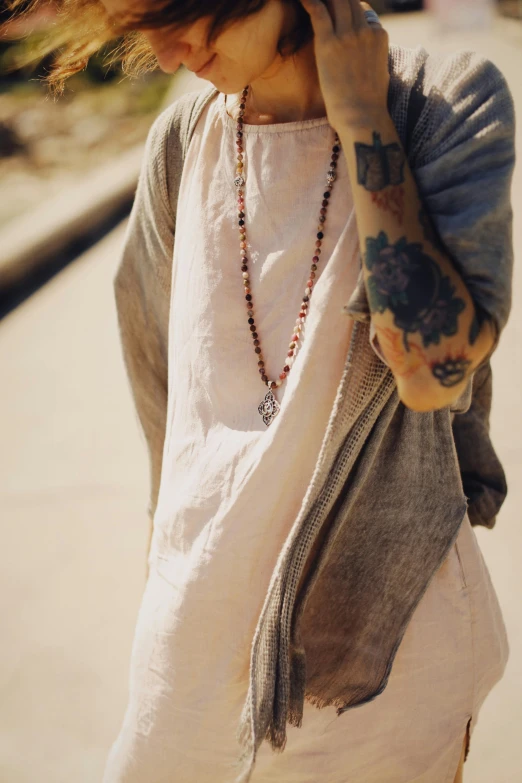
2, 0, 313, 96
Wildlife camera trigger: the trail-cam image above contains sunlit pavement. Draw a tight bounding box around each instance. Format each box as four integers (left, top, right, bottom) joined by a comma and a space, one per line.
0, 11, 521, 783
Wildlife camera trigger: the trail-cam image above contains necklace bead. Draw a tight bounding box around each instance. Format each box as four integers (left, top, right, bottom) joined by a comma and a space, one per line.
232, 85, 341, 423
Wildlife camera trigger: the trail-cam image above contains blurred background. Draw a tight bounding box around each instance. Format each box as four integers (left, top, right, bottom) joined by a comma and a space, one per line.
0, 2, 521, 782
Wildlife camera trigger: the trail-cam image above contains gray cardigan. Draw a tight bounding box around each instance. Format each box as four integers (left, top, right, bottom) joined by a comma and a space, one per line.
113, 43, 515, 783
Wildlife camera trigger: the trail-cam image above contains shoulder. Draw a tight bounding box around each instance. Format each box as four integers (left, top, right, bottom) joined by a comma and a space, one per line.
389, 44, 515, 163
146, 85, 218, 154
421, 47, 514, 129
389, 42, 513, 104
142, 85, 218, 209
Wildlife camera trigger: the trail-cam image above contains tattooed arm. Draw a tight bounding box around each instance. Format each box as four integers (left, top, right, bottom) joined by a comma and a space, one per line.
337, 112, 496, 412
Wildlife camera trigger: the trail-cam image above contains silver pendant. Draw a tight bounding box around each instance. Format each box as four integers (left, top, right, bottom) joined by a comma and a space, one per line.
258, 388, 280, 427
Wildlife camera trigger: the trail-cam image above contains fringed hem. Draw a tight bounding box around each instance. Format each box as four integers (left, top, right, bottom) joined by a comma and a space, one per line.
236, 716, 252, 751
231, 747, 256, 783
303, 689, 352, 712
287, 709, 303, 729
266, 722, 288, 752
234, 706, 257, 783
288, 648, 306, 728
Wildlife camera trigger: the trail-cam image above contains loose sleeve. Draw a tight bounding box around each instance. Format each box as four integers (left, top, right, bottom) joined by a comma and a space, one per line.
409, 51, 516, 355
113, 106, 176, 525
452, 360, 507, 528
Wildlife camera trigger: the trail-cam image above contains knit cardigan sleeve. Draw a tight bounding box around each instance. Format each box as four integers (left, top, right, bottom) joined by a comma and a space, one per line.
113, 106, 176, 526
408, 50, 516, 353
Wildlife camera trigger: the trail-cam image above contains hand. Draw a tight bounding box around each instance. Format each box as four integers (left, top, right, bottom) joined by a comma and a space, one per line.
299, 0, 390, 131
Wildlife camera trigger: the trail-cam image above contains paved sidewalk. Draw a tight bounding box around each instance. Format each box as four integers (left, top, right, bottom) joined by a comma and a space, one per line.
0, 145, 142, 293
0, 224, 150, 782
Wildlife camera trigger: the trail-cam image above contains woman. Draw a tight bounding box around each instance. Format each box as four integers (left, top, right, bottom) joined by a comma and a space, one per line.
5, 1, 514, 782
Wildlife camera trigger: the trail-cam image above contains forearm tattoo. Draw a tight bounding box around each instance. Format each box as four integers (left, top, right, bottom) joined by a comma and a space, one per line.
356, 134, 479, 392
355, 132, 405, 191
419, 207, 485, 349
371, 187, 405, 225
373, 325, 425, 379
374, 325, 473, 388
418, 207, 446, 255
364, 231, 466, 352
430, 355, 472, 387
468, 311, 482, 346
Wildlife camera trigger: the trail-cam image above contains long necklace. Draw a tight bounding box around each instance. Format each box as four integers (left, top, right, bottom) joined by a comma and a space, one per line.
232, 85, 341, 427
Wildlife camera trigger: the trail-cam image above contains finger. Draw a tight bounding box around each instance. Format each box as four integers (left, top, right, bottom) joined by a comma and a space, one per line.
326, 0, 355, 32
298, 0, 335, 37
360, 2, 383, 28
347, 0, 368, 29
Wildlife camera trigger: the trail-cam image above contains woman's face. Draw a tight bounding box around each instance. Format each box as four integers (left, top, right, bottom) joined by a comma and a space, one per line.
101, 0, 294, 93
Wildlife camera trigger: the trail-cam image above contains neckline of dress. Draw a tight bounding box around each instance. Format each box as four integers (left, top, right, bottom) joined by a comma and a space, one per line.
218, 92, 331, 134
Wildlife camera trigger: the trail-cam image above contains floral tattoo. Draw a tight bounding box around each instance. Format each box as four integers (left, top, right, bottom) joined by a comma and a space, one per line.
364, 231, 466, 352
430, 355, 472, 388
418, 207, 446, 255
468, 310, 484, 346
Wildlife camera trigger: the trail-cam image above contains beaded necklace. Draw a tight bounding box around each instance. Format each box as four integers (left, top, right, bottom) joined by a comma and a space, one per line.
231, 85, 342, 427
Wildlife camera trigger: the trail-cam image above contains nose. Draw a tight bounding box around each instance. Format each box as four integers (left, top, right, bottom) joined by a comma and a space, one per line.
144, 30, 191, 74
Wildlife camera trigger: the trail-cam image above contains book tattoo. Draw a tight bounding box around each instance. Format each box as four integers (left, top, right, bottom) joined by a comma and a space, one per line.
355, 132, 405, 191
355, 133, 406, 222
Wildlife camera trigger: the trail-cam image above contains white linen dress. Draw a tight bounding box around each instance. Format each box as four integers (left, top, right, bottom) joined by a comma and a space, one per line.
102, 91, 510, 783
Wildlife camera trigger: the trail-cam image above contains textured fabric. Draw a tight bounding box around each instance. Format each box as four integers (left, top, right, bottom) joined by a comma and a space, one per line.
102, 512, 509, 782
108, 89, 359, 781
346, 45, 516, 355
110, 35, 515, 783
452, 361, 508, 528
114, 45, 514, 537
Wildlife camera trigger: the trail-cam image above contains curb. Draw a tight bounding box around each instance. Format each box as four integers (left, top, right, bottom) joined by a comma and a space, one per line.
0, 67, 204, 304
0, 143, 144, 293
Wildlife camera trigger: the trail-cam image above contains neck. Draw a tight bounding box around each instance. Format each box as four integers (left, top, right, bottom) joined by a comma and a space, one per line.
228, 40, 327, 125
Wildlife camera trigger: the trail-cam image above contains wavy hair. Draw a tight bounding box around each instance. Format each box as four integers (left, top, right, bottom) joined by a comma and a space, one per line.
2, 0, 314, 96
